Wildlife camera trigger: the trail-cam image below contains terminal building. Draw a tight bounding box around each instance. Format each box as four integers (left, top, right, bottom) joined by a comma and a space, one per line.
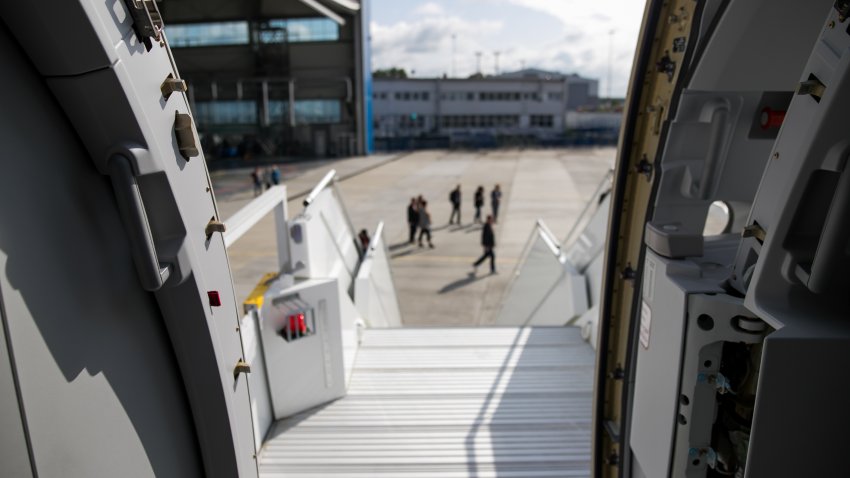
160, 0, 373, 160
372, 69, 600, 149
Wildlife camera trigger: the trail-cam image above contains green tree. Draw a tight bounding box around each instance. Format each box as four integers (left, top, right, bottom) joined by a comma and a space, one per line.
373, 68, 408, 79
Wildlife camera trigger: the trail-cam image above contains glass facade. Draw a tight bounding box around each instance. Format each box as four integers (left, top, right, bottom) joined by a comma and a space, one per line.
168, 18, 338, 48
260, 18, 339, 43
194, 101, 257, 125
269, 100, 342, 124
167, 22, 249, 47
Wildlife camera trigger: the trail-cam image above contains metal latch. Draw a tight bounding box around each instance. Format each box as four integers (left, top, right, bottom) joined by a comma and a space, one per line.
234, 360, 251, 379
161, 74, 188, 99
205, 218, 226, 239
123, 0, 163, 42
742, 224, 766, 243
797, 76, 826, 102
174, 112, 199, 160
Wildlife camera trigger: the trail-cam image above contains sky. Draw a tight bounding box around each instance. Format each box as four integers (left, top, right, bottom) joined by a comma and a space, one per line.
369, 0, 646, 98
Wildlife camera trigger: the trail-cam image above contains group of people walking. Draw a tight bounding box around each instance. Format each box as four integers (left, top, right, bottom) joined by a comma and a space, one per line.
407, 196, 435, 248
450, 184, 502, 225
406, 184, 503, 274
251, 166, 281, 197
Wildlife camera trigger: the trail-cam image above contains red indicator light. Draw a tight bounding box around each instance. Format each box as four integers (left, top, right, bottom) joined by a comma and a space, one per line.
760, 107, 786, 130
207, 291, 222, 307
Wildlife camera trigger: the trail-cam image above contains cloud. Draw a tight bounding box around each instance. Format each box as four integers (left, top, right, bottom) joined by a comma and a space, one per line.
413, 2, 445, 16
371, 16, 503, 76
473, 0, 645, 95
370, 0, 645, 96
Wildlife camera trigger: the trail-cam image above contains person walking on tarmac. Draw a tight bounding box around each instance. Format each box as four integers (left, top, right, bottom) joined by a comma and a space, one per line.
473, 186, 485, 223
473, 215, 497, 274
251, 167, 262, 197
407, 197, 419, 244
490, 184, 502, 224
449, 185, 462, 224
418, 200, 435, 248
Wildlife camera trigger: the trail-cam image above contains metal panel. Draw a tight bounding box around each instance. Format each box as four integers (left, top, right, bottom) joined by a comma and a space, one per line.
629, 251, 690, 478
0, 288, 33, 478
0, 20, 203, 477
260, 279, 347, 419
259, 327, 594, 477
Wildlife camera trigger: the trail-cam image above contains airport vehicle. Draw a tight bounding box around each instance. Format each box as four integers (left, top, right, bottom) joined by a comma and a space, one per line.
0, 1, 848, 477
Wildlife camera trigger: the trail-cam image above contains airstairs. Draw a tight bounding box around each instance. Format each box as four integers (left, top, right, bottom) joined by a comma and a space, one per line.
223, 170, 604, 477
259, 327, 594, 477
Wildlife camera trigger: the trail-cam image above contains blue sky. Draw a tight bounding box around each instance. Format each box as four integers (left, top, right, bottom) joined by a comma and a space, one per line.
370, 0, 645, 97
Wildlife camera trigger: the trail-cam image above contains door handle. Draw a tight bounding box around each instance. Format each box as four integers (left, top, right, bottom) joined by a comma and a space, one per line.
108, 154, 171, 291
806, 165, 850, 294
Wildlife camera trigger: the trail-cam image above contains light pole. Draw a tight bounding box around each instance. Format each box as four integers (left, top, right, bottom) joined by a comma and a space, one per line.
607, 30, 615, 104
451, 34, 457, 78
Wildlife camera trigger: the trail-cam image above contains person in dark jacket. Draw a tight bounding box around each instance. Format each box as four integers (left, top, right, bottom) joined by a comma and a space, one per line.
418, 200, 434, 248
473, 186, 485, 223
358, 229, 370, 251
473, 215, 496, 274
449, 185, 462, 224
407, 198, 419, 243
490, 184, 502, 223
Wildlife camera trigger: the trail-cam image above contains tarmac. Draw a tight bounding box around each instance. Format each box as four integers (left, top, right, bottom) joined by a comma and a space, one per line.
212, 148, 615, 327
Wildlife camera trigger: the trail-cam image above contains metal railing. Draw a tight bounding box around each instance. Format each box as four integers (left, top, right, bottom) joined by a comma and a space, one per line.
354, 221, 403, 327
222, 185, 289, 271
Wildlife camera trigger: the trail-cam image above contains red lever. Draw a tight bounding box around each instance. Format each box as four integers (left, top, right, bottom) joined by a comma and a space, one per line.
287, 314, 308, 336
760, 107, 786, 130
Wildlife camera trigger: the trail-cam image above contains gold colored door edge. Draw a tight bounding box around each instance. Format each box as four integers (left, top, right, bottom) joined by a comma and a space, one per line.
592, 0, 699, 476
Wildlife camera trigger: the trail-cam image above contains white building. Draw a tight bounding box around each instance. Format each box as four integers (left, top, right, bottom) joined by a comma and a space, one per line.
372, 69, 599, 144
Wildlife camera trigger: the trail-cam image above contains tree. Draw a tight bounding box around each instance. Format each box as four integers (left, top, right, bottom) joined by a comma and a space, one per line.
373, 68, 408, 79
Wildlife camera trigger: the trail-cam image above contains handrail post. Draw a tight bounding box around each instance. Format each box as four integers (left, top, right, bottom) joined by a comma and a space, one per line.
303, 170, 337, 207
223, 185, 289, 273
274, 199, 289, 271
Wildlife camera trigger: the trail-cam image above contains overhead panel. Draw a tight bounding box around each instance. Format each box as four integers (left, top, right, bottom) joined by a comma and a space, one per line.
296, 0, 346, 25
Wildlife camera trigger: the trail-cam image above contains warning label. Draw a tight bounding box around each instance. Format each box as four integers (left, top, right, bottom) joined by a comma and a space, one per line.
639, 300, 652, 350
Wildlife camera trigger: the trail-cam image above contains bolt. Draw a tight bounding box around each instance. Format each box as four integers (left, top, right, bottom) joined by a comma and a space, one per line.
772, 152, 780, 160
829, 20, 836, 29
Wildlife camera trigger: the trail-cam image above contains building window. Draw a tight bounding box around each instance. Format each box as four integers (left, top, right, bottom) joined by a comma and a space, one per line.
268, 100, 342, 124
439, 115, 519, 128
194, 101, 257, 125
167, 22, 249, 47
399, 114, 425, 128
548, 92, 564, 100
530, 115, 555, 127
422, 92, 430, 101
260, 18, 339, 43
480, 92, 525, 101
